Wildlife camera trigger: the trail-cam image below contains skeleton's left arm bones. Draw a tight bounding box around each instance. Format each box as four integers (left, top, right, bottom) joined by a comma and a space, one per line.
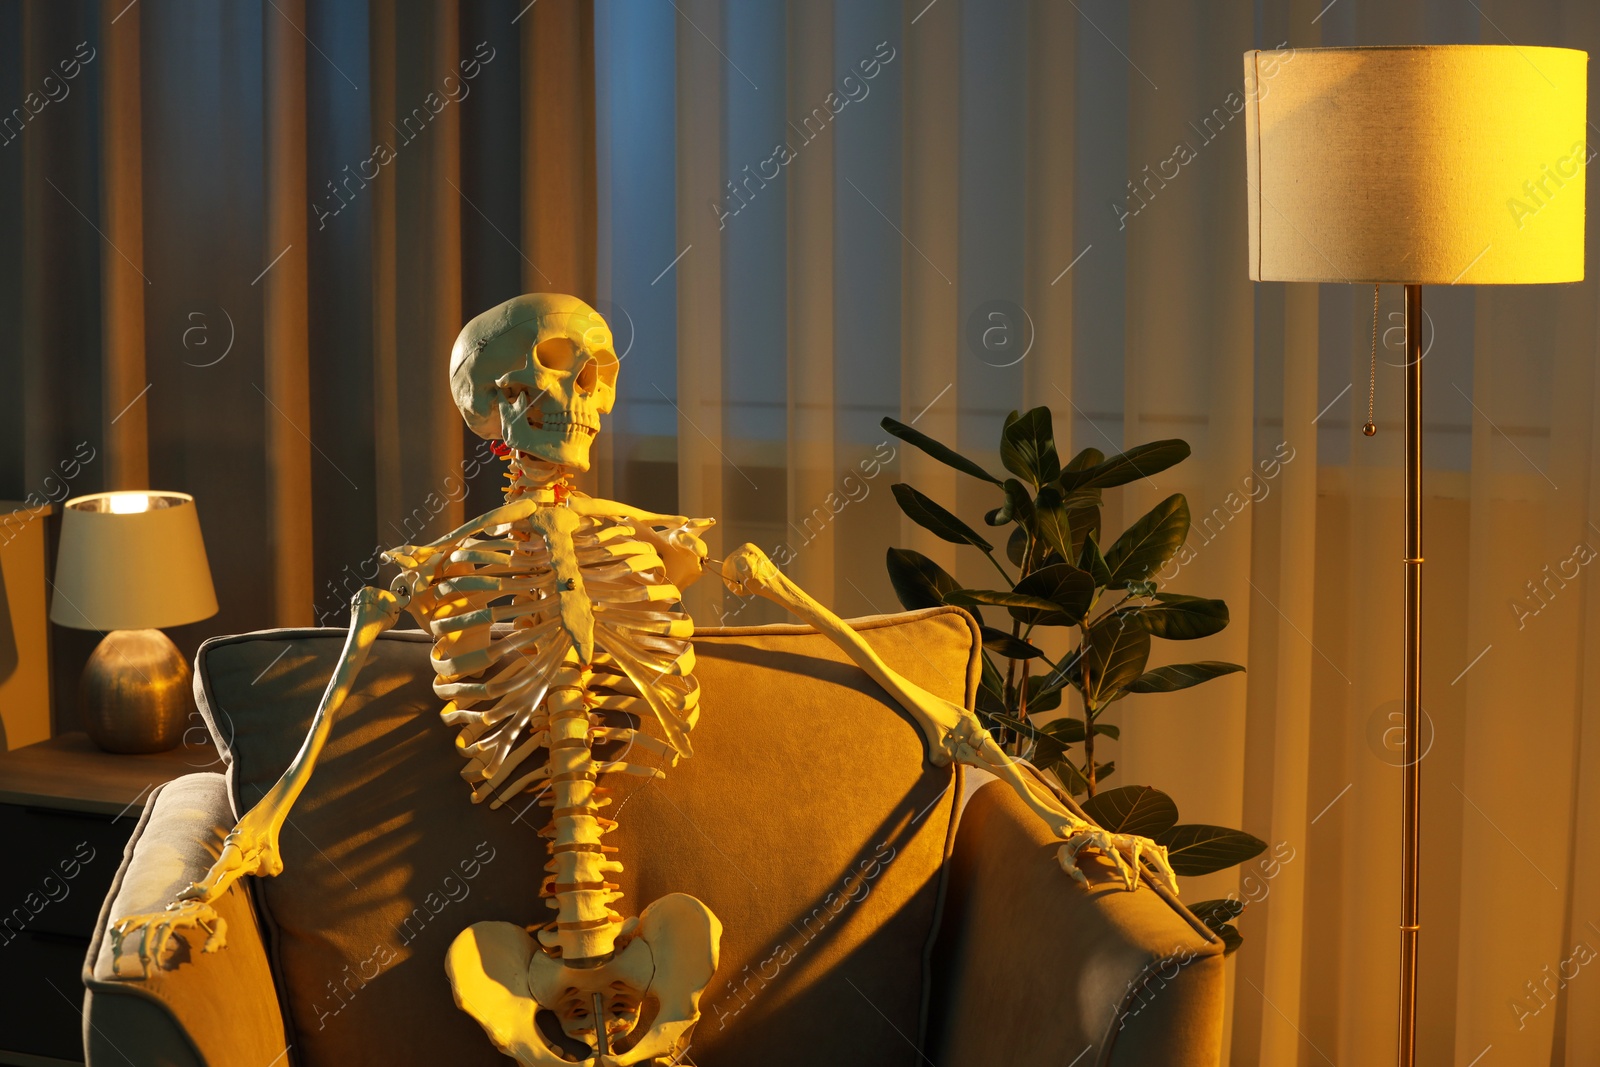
720, 542, 1178, 894
106, 579, 410, 972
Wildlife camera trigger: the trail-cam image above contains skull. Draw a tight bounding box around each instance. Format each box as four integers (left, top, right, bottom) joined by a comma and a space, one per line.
450, 294, 618, 472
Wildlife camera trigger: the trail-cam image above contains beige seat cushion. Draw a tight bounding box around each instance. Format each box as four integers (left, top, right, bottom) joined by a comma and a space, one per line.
194, 606, 977, 1067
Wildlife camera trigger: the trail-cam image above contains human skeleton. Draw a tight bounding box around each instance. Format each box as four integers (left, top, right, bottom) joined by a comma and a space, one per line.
111, 294, 1178, 1066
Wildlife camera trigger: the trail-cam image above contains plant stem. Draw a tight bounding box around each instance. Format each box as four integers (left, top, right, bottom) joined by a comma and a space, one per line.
1003, 639, 1019, 743
1018, 656, 1030, 722
982, 549, 1015, 588
1083, 700, 1096, 796
1080, 623, 1096, 796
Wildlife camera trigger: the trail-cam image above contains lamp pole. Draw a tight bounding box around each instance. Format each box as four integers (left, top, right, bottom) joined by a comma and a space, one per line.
1397, 282, 1424, 1067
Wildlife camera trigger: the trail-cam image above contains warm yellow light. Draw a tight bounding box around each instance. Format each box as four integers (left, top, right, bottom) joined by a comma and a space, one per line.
1244, 45, 1587, 284
51, 491, 217, 631
107, 492, 153, 515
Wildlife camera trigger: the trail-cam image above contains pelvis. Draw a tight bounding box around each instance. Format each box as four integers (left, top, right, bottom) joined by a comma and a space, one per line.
446, 894, 721, 1066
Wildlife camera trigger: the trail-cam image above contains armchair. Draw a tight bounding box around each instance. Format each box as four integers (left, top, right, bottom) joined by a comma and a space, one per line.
83, 606, 1222, 1065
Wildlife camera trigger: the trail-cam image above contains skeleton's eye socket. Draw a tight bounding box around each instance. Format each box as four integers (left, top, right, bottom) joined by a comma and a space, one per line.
575, 350, 619, 393
534, 337, 578, 372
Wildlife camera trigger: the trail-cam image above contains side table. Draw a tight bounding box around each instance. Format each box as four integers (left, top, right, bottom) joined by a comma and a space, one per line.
0, 733, 221, 1066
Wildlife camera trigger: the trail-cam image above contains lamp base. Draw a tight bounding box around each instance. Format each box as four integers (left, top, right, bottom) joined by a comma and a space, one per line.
80, 629, 191, 754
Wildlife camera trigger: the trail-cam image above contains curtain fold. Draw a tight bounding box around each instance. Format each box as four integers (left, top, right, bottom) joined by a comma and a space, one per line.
263, 0, 314, 625
98, 0, 147, 491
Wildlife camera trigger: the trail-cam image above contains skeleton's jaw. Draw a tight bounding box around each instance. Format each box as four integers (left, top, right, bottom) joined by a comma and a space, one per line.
498, 396, 600, 472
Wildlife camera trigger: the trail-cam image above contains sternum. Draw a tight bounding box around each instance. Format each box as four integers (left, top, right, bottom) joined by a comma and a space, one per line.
540, 654, 623, 961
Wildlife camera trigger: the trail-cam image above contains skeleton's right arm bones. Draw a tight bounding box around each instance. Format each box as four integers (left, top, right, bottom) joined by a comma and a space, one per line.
719, 542, 1179, 895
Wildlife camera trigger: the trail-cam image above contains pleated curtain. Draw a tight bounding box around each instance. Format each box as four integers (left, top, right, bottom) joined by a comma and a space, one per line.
0, 0, 597, 702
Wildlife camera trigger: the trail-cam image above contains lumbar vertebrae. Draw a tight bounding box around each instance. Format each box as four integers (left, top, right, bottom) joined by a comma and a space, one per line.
109, 294, 1177, 1065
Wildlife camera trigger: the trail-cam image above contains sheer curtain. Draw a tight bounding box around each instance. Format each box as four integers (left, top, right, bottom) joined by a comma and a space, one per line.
595, 0, 1600, 1063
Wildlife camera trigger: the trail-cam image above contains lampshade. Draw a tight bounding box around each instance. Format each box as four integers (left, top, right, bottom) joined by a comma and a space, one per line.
1244, 45, 1587, 284
50, 491, 218, 631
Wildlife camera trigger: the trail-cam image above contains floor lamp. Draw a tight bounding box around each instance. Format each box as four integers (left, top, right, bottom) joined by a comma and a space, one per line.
1243, 45, 1586, 1066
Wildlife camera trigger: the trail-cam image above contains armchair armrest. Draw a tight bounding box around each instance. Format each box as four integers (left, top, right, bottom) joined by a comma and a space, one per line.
83, 773, 287, 1067
927, 779, 1225, 1067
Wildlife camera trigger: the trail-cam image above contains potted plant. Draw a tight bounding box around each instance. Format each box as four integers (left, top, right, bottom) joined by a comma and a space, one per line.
881, 406, 1265, 951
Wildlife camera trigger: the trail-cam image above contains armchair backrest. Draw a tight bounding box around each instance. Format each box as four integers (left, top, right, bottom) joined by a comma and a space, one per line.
193, 606, 978, 1067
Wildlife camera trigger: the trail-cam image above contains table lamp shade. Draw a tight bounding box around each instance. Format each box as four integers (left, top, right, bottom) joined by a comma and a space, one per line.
1244, 45, 1587, 284
50, 491, 218, 631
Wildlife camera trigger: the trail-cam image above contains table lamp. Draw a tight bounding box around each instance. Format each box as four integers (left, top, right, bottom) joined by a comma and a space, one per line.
49, 491, 219, 753
1243, 45, 1586, 1066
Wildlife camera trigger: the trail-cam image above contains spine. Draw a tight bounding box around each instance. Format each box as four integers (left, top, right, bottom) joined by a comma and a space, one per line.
537, 656, 624, 960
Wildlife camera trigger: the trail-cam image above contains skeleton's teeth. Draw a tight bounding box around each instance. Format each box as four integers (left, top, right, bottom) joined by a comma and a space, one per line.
527, 411, 598, 436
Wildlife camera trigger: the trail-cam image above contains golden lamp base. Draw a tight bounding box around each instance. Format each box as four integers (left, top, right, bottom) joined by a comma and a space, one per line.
80, 628, 192, 754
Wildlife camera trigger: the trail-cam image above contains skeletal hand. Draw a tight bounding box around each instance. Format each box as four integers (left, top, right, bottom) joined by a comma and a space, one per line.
109, 900, 228, 977
967, 723, 1179, 896
1057, 824, 1180, 896
107, 808, 282, 977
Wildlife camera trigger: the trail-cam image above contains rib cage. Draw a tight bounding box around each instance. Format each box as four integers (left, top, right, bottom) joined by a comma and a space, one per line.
400, 512, 701, 809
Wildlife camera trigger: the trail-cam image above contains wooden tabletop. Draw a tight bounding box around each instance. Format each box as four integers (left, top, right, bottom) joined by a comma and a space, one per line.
0, 732, 223, 816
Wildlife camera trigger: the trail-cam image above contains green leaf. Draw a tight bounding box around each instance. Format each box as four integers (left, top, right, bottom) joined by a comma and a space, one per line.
1080, 784, 1180, 837
1006, 525, 1029, 567
881, 416, 1003, 485
1119, 593, 1230, 640
890, 483, 993, 551
1082, 620, 1152, 706
1048, 757, 1115, 795
1194, 908, 1246, 955
980, 652, 1006, 695
981, 626, 1045, 660
885, 548, 960, 612
1079, 533, 1112, 589
1037, 651, 1080, 696
1188, 898, 1245, 926
1063, 447, 1105, 474
975, 688, 1008, 718
1154, 824, 1268, 877
1060, 439, 1191, 491
976, 654, 1007, 717
997, 714, 1083, 766
990, 478, 1035, 527
1043, 717, 1086, 744
1104, 494, 1190, 586
1031, 484, 1074, 562
1068, 505, 1101, 559
1011, 562, 1096, 627
1125, 661, 1245, 694
1094, 722, 1120, 739
1000, 407, 1061, 487
1053, 758, 1092, 797
1211, 921, 1244, 955
946, 588, 1062, 630
1025, 673, 1064, 714
1058, 486, 1104, 510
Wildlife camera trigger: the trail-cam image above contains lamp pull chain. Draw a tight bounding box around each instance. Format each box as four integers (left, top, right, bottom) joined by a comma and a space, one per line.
1364, 284, 1379, 436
